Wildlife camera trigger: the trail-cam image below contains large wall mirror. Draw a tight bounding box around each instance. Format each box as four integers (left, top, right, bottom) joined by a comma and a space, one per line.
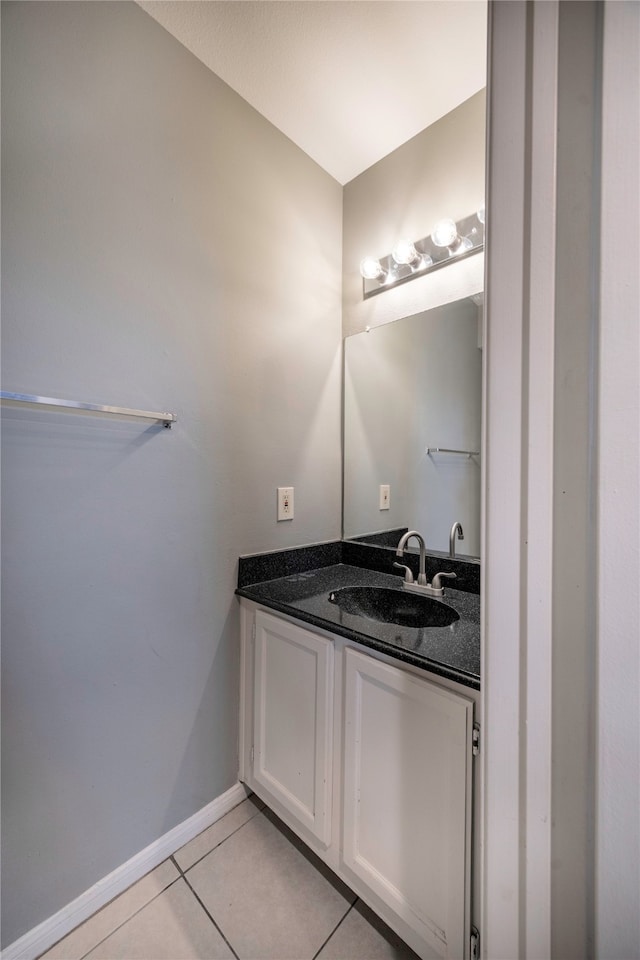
343, 295, 482, 559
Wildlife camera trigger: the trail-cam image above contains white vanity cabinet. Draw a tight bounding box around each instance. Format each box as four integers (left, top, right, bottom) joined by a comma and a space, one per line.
341, 648, 473, 960
250, 609, 333, 851
239, 600, 477, 960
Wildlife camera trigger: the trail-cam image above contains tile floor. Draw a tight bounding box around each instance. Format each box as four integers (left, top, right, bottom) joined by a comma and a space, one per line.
41, 796, 421, 960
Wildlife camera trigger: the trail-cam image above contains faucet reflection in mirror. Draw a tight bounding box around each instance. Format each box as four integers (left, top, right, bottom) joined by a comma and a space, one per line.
450, 521, 464, 558
360, 207, 485, 298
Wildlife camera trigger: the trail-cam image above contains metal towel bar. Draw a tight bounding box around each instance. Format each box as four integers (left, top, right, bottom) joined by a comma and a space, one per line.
426, 446, 480, 458
0, 391, 177, 428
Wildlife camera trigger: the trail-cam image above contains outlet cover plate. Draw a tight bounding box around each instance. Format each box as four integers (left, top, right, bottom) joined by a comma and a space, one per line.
277, 486, 294, 521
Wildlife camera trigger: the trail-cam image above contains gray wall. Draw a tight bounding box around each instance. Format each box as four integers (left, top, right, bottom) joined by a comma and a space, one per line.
343, 299, 482, 555
342, 91, 486, 338
1, 1, 342, 946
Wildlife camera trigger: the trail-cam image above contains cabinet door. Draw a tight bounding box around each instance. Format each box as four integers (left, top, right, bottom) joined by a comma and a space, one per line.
342, 648, 473, 960
253, 610, 333, 848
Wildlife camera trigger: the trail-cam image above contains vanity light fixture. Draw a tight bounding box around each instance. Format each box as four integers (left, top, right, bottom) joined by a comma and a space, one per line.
391, 239, 432, 270
431, 219, 458, 248
360, 207, 485, 299
431, 219, 473, 256
391, 238, 418, 265
359, 256, 385, 281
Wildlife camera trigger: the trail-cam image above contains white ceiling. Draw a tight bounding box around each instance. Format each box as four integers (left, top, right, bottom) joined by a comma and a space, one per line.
137, 1, 487, 185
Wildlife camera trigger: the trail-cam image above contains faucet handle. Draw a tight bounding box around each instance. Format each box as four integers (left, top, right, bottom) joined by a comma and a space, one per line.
431, 571, 457, 592
393, 562, 414, 584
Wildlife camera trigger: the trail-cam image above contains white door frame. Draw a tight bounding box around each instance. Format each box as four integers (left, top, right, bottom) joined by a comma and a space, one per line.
482, 2, 639, 957
595, 2, 639, 957
482, 3, 556, 955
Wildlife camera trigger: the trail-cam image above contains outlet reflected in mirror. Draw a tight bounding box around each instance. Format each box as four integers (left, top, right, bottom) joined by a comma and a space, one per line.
343, 296, 482, 559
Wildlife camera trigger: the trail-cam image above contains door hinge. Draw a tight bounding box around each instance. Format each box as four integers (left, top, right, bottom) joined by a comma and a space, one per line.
472, 723, 480, 757
251, 620, 256, 641
250, 745, 254, 764
470, 926, 480, 960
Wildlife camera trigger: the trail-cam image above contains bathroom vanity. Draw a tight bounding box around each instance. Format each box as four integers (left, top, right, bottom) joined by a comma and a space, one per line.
236, 547, 480, 960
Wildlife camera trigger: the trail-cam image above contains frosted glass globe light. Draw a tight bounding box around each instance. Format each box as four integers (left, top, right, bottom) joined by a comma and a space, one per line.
360, 256, 384, 281
431, 219, 459, 248
453, 236, 474, 256
392, 239, 419, 266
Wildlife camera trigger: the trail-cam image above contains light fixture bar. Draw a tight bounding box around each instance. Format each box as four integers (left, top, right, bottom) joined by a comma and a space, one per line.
361, 210, 485, 300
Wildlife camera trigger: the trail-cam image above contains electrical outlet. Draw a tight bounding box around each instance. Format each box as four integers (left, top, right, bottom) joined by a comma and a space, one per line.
277, 486, 294, 521
379, 484, 390, 510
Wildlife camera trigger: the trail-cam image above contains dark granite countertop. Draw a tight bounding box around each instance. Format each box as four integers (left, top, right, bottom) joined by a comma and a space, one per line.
236, 562, 480, 690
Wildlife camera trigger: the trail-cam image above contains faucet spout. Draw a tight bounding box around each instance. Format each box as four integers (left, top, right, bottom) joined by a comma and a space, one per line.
396, 530, 428, 585
449, 521, 464, 558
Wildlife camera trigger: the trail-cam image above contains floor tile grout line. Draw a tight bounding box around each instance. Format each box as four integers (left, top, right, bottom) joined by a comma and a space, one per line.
174, 804, 265, 874
47, 800, 360, 960
37, 867, 179, 960
180, 872, 241, 960
44, 806, 261, 960
310, 897, 358, 960
74, 875, 184, 960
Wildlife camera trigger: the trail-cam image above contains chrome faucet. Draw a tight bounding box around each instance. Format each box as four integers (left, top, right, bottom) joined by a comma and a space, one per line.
449, 521, 464, 558
394, 530, 428, 586
395, 529, 458, 597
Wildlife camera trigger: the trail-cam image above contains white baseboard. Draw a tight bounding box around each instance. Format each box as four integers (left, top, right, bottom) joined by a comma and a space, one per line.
2, 781, 248, 960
